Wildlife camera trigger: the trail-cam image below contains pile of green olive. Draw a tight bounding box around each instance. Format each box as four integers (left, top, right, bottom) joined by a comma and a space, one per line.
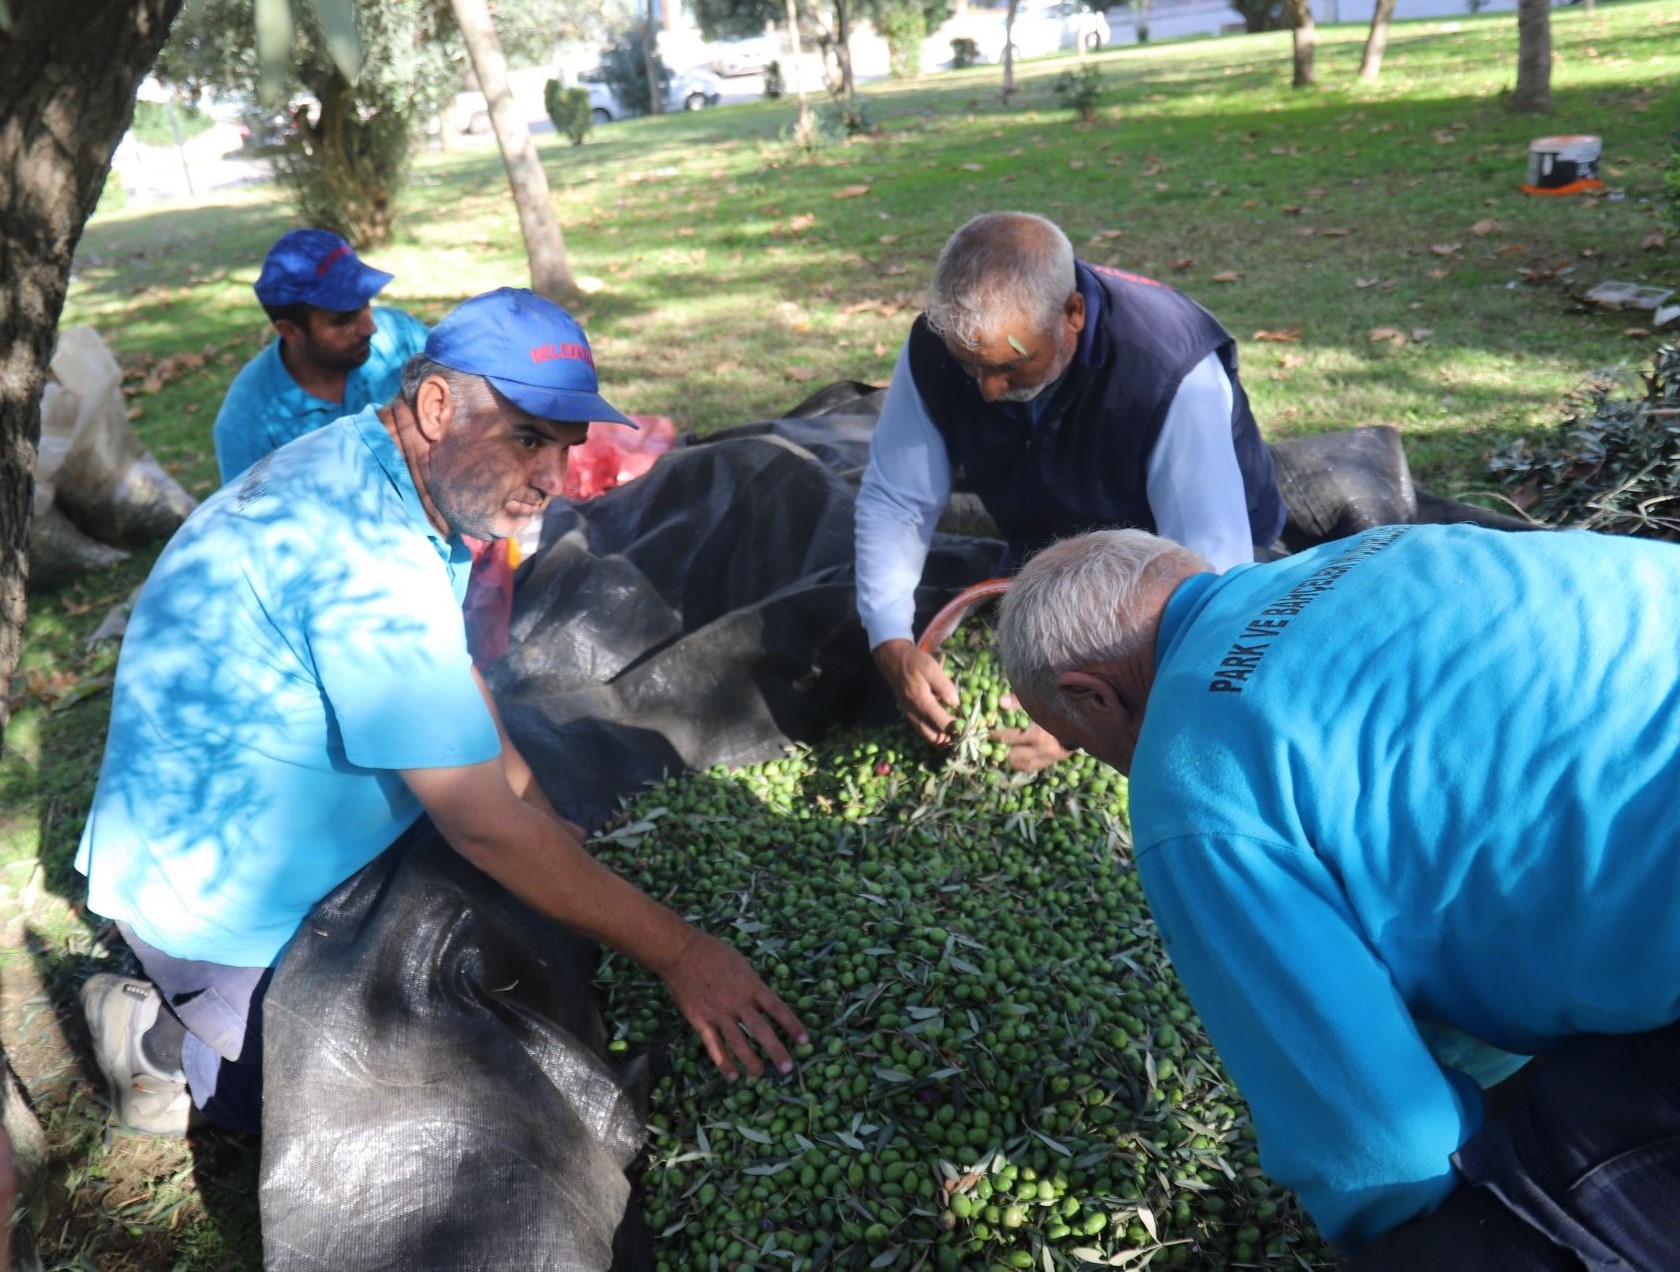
594, 630, 1336, 1271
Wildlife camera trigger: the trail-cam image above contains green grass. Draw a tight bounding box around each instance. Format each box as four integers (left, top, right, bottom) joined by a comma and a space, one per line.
4, 3, 1677, 1263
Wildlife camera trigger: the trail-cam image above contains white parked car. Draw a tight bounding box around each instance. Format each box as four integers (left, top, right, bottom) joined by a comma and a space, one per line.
975, 1, 1110, 62
575, 66, 725, 122
708, 36, 778, 77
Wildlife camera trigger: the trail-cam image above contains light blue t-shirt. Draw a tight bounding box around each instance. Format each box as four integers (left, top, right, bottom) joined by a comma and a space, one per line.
212, 306, 429, 484
77, 407, 500, 968
1130, 523, 1680, 1252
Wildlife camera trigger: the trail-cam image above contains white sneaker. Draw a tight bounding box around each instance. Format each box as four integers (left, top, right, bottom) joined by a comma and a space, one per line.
79, 974, 193, 1138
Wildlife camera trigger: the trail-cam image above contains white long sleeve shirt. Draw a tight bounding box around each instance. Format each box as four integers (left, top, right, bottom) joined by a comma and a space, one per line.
854, 343, 1256, 649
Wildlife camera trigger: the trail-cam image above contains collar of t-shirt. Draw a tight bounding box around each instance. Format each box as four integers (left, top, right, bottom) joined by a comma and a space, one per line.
348, 405, 475, 589
1001, 261, 1108, 430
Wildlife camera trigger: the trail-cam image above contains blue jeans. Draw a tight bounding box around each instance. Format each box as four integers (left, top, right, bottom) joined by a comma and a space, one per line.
1357, 1021, 1680, 1271
118, 923, 269, 1136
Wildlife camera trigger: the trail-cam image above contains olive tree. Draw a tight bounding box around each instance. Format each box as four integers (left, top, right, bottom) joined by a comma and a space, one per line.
155, 0, 458, 247
0, 0, 184, 743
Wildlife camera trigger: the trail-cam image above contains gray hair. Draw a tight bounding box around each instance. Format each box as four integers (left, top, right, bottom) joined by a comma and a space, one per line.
398, 355, 492, 412
996, 530, 1206, 715
925, 212, 1077, 353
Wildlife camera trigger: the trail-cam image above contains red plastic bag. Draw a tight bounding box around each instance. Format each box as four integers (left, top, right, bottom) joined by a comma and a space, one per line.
560, 415, 677, 501
463, 537, 516, 670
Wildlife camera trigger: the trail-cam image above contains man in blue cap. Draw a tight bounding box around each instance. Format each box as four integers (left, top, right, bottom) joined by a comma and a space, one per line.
77, 287, 809, 1138
211, 228, 429, 483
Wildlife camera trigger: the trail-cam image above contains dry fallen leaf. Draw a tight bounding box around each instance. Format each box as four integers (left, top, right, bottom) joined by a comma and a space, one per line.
788, 213, 817, 233
883, 263, 909, 276
1281, 205, 1306, 215
1642, 229, 1667, 251
1154, 182, 1170, 192
786, 366, 817, 381
1354, 277, 1379, 289
1427, 267, 1450, 280
125, 406, 143, 421
1368, 326, 1408, 346
1410, 327, 1434, 342
873, 342, 889, 357
958, 162, 984, 172
1433, 130, 1457, 145
1093, 228, 1125, 240
1170, 257, 1196, 271
1253, 329, 1302, 343
878, 234, 899, 245
1626, 327, 1652, 338
1470, 218, 1504, 236
834, 184, 872, 199
1280, 352, 1307, 368
714, 360, 740, 374
1211, 271, 1242, 283
1495, 243, 1528, 256
1430, 243, 1462, 257
1320, 228, 1353, 238
1069, 159, 1086, 170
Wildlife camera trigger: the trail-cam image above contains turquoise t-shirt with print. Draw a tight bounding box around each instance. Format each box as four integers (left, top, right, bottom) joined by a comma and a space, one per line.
212, 306, 428, 484
78, 406, 500, 969
1130, 523, 1680, 1251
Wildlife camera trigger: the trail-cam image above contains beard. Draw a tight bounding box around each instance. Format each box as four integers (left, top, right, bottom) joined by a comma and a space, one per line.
302, 334, 373, 372
996, 380, 1049, 404
426, 432, 546, 540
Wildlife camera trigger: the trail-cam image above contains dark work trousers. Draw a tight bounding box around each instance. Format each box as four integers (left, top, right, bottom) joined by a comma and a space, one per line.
1356, 1021, 1680, 1272
118, 923, 271, 1136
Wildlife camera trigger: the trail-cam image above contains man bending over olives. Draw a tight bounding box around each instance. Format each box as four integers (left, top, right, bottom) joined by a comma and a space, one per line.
996, 522, 1680, 1270
855, 211, 1285, 773
76, 288, 807, 1139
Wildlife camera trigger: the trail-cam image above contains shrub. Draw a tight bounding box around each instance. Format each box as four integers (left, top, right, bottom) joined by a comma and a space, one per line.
877, 3, 928, 78
599, 26, 670, 117
764, 59, 785, 98
1053, 63, 1105, 124
271, 97, 415, 247
128, 98, 214, 147
950, 36, 980, 68
544, 80, 593, 146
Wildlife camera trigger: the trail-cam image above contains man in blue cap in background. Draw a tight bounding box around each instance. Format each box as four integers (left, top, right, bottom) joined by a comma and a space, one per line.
77, 287, 809, 1138
211, 227, 429, 483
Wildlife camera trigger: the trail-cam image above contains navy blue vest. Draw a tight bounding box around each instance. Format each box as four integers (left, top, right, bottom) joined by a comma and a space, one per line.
907, 261, 1285, 562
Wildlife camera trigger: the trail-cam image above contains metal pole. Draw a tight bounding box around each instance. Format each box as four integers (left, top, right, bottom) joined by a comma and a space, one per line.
166, 97, 196, 199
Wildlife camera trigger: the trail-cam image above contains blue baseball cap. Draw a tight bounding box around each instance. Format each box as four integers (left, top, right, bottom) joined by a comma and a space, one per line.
424, 287, 634, 427
253, 229, 394, 311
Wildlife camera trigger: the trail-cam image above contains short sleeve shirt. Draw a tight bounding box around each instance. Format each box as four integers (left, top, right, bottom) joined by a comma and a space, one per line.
212, 306, 429, 484
77, 407, 500, 968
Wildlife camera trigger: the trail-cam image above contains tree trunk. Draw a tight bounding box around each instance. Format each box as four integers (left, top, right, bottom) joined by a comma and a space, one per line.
783, 0, 813, 139
1286, 0, 1315, 87
640, 0, 664, 115
1512, 0, 1551, 114
448, 0, 581, 306
0, 0, 183, 745
1002, 0, 1020, 97
1358, 0, 1396, 81
833, 0, 856, 101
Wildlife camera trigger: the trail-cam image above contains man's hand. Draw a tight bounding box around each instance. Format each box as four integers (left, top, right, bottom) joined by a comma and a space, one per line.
873, 639, 960, 746
660, 930, 810, 1081
991, 693, 1071, 774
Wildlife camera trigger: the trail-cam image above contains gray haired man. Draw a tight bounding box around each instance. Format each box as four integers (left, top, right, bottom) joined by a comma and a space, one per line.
853, 211, 1285, 772
996, 523, 1680, 1270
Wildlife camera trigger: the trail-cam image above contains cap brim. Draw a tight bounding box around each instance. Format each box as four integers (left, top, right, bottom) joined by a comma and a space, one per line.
490, 377, 638, 429
312, 262, 394, 311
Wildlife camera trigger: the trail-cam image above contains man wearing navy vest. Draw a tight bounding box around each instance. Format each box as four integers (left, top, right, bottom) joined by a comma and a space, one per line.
854, 211, 1286, 771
